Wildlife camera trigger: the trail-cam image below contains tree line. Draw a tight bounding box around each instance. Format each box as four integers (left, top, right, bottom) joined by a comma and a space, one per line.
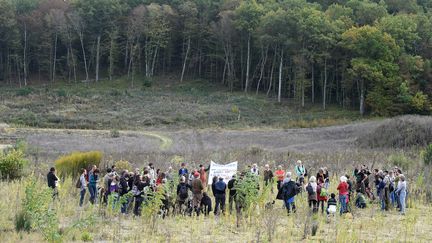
0, 0, 431, 115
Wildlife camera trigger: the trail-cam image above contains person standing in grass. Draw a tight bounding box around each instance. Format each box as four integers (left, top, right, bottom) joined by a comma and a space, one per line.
227, 175, 237, 214
79, 169, 88, 207
306, 176, 318, 213
275, 165, 285, 190
178, 163, 189, 176
191, 172, 204, 216
295, 160, 306, 185
337, 176, 349, 215
251, 163, 259, 176
47, 167, 59, 198
263, 164, 274, 192
199, 164, 210, 187
281, 172, 299, 214
213, 177, 227, 215
395, 174, 407, 215
88, 166, 100, 204
317, 181, 328, 214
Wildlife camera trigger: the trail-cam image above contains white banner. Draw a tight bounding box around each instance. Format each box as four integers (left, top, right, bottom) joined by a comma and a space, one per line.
208, 161, 238, 185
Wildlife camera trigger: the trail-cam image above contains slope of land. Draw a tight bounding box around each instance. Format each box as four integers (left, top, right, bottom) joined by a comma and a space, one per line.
0, 78, 362, 130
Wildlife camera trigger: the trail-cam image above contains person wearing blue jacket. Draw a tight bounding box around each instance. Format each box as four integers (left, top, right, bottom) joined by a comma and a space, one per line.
89, 166, 100, 204
213, 177, 227, 215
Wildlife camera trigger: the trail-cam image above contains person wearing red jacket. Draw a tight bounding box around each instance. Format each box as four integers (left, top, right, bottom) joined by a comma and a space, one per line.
337, 176, 349, 215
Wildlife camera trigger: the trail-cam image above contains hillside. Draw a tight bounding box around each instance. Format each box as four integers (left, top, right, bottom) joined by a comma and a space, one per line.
0, 78, 361, 130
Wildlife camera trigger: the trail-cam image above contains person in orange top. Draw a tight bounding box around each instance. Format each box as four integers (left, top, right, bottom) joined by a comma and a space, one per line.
275, 165, 285, 190
199, 164, 210, 187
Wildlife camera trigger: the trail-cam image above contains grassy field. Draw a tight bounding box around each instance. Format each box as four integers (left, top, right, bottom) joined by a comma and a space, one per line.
1, 169, 431, 243
0, 77, 363, 130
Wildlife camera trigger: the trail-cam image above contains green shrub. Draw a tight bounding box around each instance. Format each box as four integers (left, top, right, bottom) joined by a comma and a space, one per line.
0, 148, 28, 180
142, 77, 152, 88
22, 178, 61, 242
388, 153, 411, 170
81, 231, 93, 242
424, 144, 432, 165
56, 89, 68, 97
14, 210, 31, 232
55, 151, 102, 178
16, 87, 33, 96
114, 160, 132, 172
110, 129, 120, 138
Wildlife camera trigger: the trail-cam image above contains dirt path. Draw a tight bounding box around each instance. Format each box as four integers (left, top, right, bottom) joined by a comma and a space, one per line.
3, 119, 384, 161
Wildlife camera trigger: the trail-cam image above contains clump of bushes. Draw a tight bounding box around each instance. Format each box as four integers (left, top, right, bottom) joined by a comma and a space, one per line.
114, 160, 132, 172
55, 151, 102, 177
15, 178, 61, 242
110, 129, 120, 138
423, 144, 432, 165
357, 115, 432, 148
15, 87, 33, 96
0, 148, 28, 180
388, 153, 411, 170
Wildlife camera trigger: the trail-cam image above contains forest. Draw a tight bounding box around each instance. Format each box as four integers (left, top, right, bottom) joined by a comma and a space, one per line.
0, 0, 431, 116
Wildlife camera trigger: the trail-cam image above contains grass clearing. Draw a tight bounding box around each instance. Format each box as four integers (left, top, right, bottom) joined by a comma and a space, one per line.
0, 78, 364, 130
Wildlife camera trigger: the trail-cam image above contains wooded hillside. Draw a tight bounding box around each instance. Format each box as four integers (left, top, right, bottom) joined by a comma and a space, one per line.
0, 0, 431, 115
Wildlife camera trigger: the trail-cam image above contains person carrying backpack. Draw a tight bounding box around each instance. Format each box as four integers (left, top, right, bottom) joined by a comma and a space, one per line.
280, 172, 299, 214
306, 176, 318, 213
176, 176, 191, 212
317, 182, 328, 214
213, 177, 227, 215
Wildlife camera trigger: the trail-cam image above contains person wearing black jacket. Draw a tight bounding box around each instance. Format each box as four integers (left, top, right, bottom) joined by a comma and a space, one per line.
119, 171, 130, 214
227, 175, 237, 214
47, 167, 59, 198
280, 172, 299, 214
133, 176, 149, 216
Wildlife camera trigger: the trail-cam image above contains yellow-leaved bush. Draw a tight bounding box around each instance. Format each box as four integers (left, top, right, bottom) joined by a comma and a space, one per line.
55, 151, 102, 178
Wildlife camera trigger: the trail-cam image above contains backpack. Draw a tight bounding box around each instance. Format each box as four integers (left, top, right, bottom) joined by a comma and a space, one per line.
320, 187, 328, 197
215, 181, 226, 192
76, 177, 82, 189
178, 184, 189, 200
306, 183, 314, 196
131, 185, 141, 196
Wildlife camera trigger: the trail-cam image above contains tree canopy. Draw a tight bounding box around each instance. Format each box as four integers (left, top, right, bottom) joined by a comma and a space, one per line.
0, 0, 431, 115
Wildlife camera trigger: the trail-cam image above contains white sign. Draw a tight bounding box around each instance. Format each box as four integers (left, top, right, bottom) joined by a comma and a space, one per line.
208, 161, 238, 185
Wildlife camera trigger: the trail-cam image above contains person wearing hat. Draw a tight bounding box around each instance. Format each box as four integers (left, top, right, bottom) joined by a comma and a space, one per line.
191, 172, 204, 215
213, 177, 227, 215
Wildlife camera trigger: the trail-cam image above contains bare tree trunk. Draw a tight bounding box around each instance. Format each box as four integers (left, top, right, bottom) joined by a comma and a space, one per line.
359, 80, 365, 116
256, 44, 268, 95
23, 23, 27, 86
180, 36, 191, 83
323, 57, 327, 110
245, 33, 251, 93
151, 46, 159, 77
278, 50, 284, 103
95, 35, 101, 82
267, 52, 276, 96
79, 32, 89, 81
124, 38, 129, 70
108, 31, 117, 81
311, 61, 315, 104
52, 32, 58, 83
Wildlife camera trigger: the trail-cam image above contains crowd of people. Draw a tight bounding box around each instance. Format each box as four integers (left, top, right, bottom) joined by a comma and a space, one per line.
46, 160, 409, 218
